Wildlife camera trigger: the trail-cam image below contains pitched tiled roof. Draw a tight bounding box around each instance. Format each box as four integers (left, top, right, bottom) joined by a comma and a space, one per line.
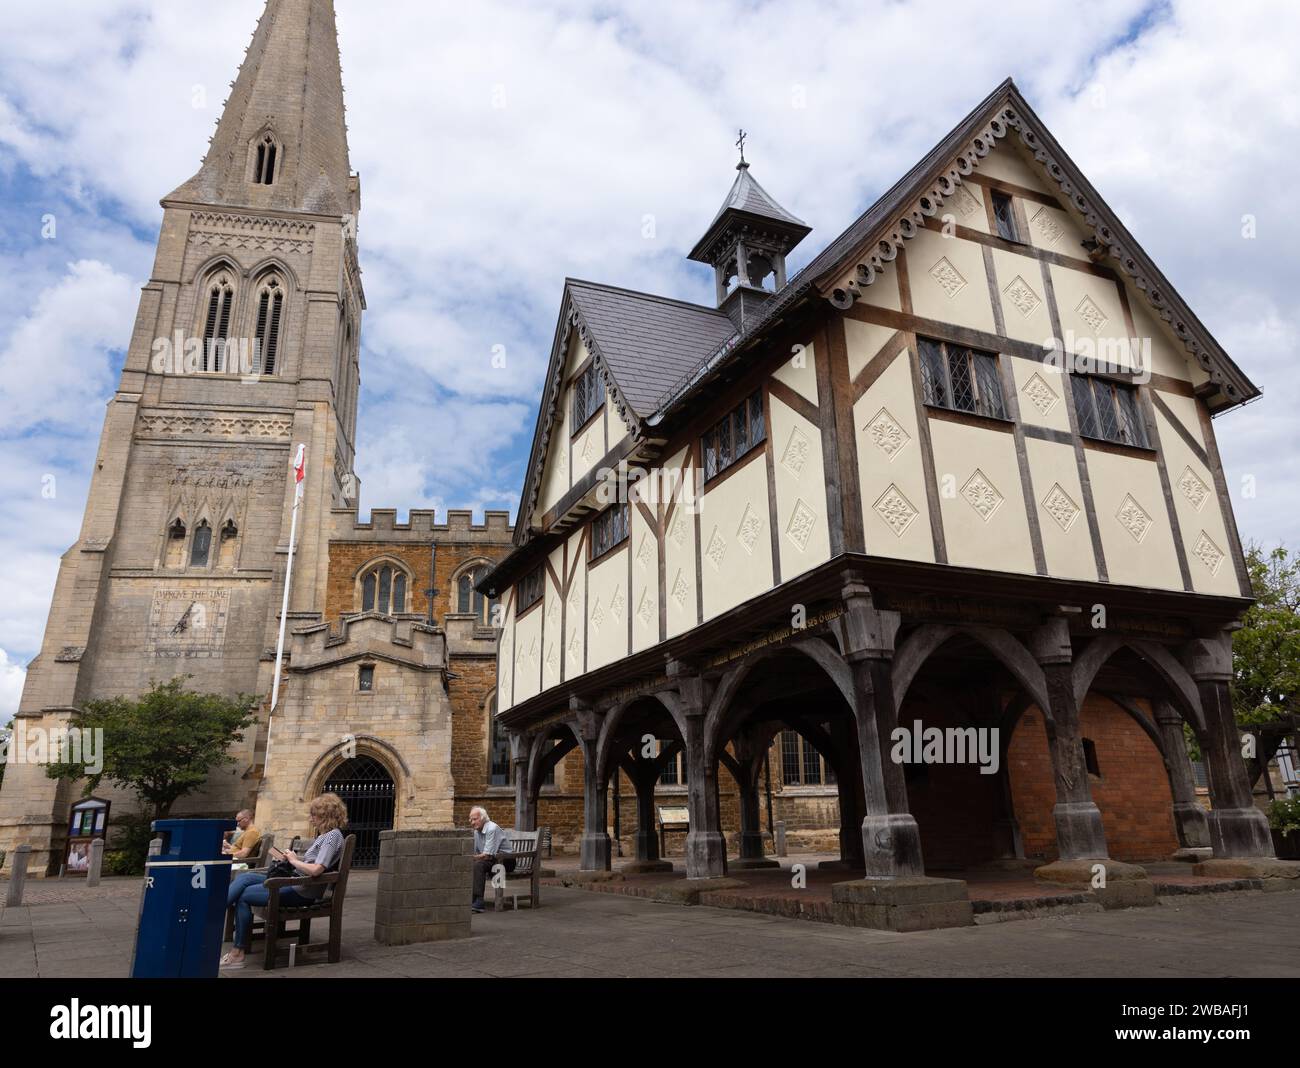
707, 164, 808, 231
567, 280, 736, 419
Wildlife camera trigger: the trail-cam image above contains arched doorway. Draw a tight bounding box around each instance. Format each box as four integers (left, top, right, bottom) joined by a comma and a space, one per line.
323, 755, 395, 869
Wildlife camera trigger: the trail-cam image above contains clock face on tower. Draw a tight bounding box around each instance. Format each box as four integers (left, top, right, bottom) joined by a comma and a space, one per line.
148, 587, 232, 658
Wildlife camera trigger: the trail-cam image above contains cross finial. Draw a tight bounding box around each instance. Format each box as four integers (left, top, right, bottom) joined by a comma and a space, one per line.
736, 128, 748, 169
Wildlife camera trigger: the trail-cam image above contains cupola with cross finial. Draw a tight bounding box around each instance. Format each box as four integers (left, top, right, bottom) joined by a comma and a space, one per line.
688, 130, 811, 328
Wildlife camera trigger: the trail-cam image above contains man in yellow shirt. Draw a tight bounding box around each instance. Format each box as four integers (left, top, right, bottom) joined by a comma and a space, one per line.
222, 810, 262, 861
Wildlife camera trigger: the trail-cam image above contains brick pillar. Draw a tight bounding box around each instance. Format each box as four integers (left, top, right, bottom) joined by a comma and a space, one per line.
1185, 635, 1274, 859
837, 578, 923, 879
673, 666, 726, 880
573, 702, 610, 872
1154, 701, 1210, 851
1033, 619, 1110, 861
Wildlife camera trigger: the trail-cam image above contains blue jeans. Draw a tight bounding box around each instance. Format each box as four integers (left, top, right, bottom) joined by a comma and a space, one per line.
227, 870, 315, 949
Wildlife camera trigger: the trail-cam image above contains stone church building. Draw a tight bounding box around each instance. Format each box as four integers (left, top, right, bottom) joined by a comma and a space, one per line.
0, 0, 1281, 900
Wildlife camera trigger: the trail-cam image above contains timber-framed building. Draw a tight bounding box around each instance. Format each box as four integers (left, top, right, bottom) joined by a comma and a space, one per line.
481, 79, 1282, 914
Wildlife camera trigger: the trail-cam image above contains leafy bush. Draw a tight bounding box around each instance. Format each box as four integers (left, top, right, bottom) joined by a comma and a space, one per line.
102, 850, 145, 877
104, 812, 158, 875
1266, 796, 1300, 836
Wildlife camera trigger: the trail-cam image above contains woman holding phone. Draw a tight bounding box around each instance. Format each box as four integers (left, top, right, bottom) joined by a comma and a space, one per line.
220, 792, 348, 969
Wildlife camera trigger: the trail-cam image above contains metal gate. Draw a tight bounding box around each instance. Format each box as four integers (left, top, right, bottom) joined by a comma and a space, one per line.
322, 755, 395, 869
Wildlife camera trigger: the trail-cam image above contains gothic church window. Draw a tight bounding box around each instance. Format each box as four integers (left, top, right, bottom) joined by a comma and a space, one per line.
190, 520, 212, 567
359, 562, 408, 615
253, 276, 285, 375
200, 270, 236, 372
253, 134, 278, 185
165, 519, 187, 568
455, 565, 498, 625
218, 519, 238, 567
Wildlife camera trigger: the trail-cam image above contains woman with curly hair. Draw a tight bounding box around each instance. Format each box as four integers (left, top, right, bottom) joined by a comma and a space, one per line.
220, 793, 348, 969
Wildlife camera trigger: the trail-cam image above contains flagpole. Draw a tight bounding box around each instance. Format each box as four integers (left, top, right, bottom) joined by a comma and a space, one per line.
270, 444, 306, 714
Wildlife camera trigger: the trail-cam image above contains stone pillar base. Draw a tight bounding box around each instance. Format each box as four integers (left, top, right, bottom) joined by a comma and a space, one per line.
579, 832, 611, 872
831, 877, 973, 932
1034, 858, 1155, 909
374, 830, 473, 945
729, 856, 780, 870
1170, 847, 1213, 863
686, 830, 727, 880
1193, 857, 1300, 890
1171, 802, 1211, 851
1207, 807, 1275, 859
620, 859, 673, 874
861, 814, 924, 879
1051, 801, 1109, 860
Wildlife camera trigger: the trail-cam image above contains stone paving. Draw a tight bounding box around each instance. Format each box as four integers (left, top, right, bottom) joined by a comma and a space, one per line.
2, 865, 1299, 978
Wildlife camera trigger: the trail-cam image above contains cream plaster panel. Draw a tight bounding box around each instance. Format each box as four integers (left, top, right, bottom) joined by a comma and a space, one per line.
699, 457, 774, 622
1153, 390, 1207, 449
929, 420, 1035, 575
538, 401, 570, 516
769, 396, 831, 582
570, 396, 609, 487
990, 247, 1054, 348
855, 348, 934, 562
662, 447, 699, 639
585, 543, 629, 672
564, 528, 587, 679
608, 409, 631, 454
907, 229, 995, 334
1011, 358, 1071, 433
565, 335, 590, 377
541, 546, 564, 691
497, 597, 517, 712
854, 262, 902, 312
1048, 266, 1139, 371
1026, 438, 1097, 582
1130, 300, 1199, 384
1155, 407, 1241, 596
511, 600, 543, 705
976, 144, 1053, 194
845, 317, 898, 381
945, 181, 989, 235
630, 503, 659, 653
772, 340, 819, 405
1025, 202, 1089, 255
1084, 451, 1184, 591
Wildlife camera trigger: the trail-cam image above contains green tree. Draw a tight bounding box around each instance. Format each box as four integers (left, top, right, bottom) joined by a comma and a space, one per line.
45, 676, 257, 819
1232, 543, 1300, 728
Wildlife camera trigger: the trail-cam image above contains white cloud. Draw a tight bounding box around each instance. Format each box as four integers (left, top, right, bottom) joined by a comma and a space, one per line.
0, 648, 28, 725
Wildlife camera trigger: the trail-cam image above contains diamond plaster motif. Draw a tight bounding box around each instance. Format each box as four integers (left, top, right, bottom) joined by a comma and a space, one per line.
929, 256, 967, 298
1041, 483, 1081, 533
951, 184, 980, 219
705, 528, 727, 570
873, 485, 919, 538
526, 636, 538, 669
1178, 466, 1211, 512
1030, 206, 1064, 246
669, 512, 687, 549
671, 570, 689, 608
961, 470, 1004, 522
545, 642, 557, 672
1076, 295, 1109, 334
867, 407, 910, 459
1002, 275, 1042, 318
781, 427, 811, 476
567, 629, 580, 664
610, 585, 625, 618
636, 589, 654, 626
580, 434, 596, 464
1192, 531, 1225, 575
786, 499, 817, 551
737, 505, 762, 555
547, 596, 560, 622
636, 535, 654, 571
1021, 372, 1059, 416
1116, 494, 1153, 543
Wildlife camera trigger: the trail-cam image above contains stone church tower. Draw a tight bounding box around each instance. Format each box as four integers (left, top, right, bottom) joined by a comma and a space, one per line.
0, 0, 365, 873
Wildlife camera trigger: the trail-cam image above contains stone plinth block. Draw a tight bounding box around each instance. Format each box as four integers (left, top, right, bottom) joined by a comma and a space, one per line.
1193, 857, 1300, 892
831, 876, 973, 932
374, 830, 474, 945
1034, 858, 1155, 910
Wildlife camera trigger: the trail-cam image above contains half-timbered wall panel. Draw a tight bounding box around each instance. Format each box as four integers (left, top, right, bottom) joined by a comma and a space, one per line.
585, 542, 629, 671
541, 545, 564, 691
699, 454, 774, 621
662, 447, 699, 639
497, 596, 517, 713
930, 419, 1037, 575
511, 593, 543, 706
630, 498, 659, 653
1085, 449, 1185, 591
563, 527, 587, 680
907, 228, 996, 334
769, 393, 831, 582
989, 247, 1054, 347
854, 346, 936, 562
1026, 437, 1098, 581
1010, 359, 1071, 433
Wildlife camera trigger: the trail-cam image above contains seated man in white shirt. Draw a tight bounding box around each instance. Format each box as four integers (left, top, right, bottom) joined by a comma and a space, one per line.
468, 806, 515, 914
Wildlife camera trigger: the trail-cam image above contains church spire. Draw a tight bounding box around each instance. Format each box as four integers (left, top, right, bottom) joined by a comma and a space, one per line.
166, 0, 354, 217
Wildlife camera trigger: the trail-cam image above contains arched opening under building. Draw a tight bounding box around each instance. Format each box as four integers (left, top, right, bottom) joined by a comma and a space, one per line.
322, 754, 395, 869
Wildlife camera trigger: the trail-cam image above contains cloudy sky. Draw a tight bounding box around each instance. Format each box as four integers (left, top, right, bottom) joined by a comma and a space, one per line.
0, 0, 1297, 721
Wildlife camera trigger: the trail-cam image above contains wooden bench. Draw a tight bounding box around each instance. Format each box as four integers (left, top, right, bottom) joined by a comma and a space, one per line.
492, 828, 545, 911
236, 832, 274, 870
223, 834, 356, 969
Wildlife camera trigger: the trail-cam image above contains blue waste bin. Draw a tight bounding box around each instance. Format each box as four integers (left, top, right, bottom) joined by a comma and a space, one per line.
130, 818, 236, 978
